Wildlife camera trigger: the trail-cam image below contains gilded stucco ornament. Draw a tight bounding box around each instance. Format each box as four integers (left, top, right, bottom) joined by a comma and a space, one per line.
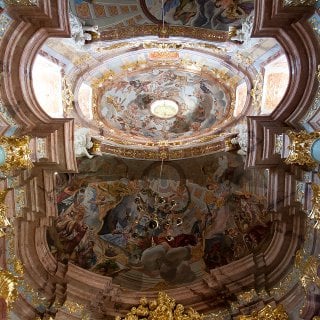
283, 0, 316, 6
102, 137, 233, 160
295, 249, 320, 291
309, 184, 320, 229
237, 289, 258, 305
0, 238, 24, 309
98, 25, 228, 42
3, 0, 37, 5
60, 299, 90, 319
284, 131, 320, 167
0, 189, 10, 237
295, 249, 320, 317
98, 41, 226, 56
0, 269, 20, 308
116, 292, 203, 320
62, 77, 74, 117
239, 304, 289, 320
0, 136, 33, 174
250, 72, 263, 114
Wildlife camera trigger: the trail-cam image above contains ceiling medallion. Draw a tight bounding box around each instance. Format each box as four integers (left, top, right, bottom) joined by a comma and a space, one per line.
150, 99, 179, 119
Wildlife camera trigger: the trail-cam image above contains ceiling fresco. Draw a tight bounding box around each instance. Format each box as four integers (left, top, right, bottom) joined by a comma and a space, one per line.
47, 152, 270, 291
32, 34, 288, 159
99, 68, 230, 141
2, 1, 320, 319
69, 0, 254, 32
72, 48, 247, 152
30, 7, 289, 162
142, 0, 253, 30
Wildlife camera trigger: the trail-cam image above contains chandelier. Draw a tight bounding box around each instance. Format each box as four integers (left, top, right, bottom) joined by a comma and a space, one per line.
132, 160, 188, 243
133, 186, 185, 242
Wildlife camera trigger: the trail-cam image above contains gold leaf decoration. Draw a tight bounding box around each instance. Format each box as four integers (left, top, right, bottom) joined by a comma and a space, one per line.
115, 292, 203, 320
239, 304, 289, 320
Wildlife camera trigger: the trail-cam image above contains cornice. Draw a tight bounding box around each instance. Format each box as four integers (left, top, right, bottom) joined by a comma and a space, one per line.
252, 0, 319, 124
0, 0, 319, 318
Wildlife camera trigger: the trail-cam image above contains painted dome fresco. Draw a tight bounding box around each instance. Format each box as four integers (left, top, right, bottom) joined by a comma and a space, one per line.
99, 68, 229, 141
80, 48, 244, 146
32, 16, 289, 293
30, 0, 290, 162
1, 0, 320, 319
33, 29, 289, 159
48, 152, 270, 291
69, 0, 254, 32
29, 5, 291, 296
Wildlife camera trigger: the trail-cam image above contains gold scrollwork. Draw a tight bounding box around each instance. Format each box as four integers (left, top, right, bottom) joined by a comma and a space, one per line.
98, 25, 228, 42
0, 269, 20, 309
0, 189, 10, 237
239, 304, 289, 320
284, 130, 320, 167
3, 0, 37, 5
0, 136, 33, 174
96, 42, 139, 52
102, 138, 230, 160
309, 184, 320, 229
143, 42, 184, 50
91, 70, 115, 88
237, 289, 258, 305
62, 78, 74, 117
283, 0, 316, 6
116, 292, 203, 320
295, 249, 320, 291
250, 72, 263, 113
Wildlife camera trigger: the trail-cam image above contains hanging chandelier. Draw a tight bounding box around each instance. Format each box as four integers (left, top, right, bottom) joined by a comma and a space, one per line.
133, 186, 186, 242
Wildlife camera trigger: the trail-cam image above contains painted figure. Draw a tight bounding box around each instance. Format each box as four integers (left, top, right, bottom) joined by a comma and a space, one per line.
48, 154, 269, 290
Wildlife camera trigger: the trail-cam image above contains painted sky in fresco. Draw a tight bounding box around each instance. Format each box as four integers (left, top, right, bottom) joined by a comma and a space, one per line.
48, 153, 270, 291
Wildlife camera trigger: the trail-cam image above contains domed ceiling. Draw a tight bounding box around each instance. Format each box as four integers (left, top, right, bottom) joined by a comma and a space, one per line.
2, 1, 320, 319
48, 153, 269, 291
34, 24, 288, 159
31, 5, 289, 293
96, 66, 230, 141
27, 0, 292, 311
77, 48, 246, 146
69, 0, 253, 31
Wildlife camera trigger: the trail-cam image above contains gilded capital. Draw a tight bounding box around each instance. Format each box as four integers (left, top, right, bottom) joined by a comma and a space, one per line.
285, 131, 320, 167
0, 136, 33, 174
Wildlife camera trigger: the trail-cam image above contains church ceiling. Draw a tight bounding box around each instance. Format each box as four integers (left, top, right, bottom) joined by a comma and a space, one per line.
80, 49, 242, 143
48, 153, 270, 292
2, 1, 319, 319
69, 0, 253, 32
27, 2, 290, 301
33, 25, 288, 159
